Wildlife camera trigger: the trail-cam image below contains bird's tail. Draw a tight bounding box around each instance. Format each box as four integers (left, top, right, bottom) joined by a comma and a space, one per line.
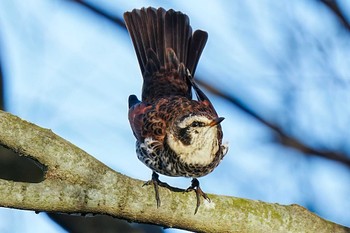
124, 7, 208, 79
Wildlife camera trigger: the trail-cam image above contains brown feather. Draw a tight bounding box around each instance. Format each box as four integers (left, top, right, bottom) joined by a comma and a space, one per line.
124, 7, 208, 101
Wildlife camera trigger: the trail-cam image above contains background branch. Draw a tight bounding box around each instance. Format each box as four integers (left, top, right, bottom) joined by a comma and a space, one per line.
0, 111, 349, 232
196, 79, 350, 167
318, 0, 350, 32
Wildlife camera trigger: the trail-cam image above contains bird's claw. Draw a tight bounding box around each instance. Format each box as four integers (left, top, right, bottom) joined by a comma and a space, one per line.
186, 178, 210, 214
143, 172, 162, 208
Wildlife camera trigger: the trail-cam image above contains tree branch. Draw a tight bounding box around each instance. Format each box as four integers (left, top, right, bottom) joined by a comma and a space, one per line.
318, 0, 350, 32
70, 0, 125, 29
0, 110, 349, 232
196, 79, 350, 167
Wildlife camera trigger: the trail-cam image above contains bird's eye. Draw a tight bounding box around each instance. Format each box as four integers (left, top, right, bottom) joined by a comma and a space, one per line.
191, 121, 204, 127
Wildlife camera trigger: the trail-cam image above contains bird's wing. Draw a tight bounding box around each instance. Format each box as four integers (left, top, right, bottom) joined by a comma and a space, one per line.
128, 97, 167, 142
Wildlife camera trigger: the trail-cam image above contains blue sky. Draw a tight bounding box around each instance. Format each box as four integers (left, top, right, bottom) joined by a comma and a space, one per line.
0, 0, 349, 232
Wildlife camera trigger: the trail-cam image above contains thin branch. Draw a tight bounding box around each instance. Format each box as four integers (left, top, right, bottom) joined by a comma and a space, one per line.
70, 0, 125, 29
318, 0, 350, 32
196, 79, 350, 167
0, 110, 349, 232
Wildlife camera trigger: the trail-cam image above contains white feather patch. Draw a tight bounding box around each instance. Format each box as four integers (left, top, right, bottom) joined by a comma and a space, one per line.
167, 121, 219, 166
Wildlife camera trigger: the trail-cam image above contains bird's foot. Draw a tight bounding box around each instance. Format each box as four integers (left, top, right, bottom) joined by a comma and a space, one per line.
186, 178, 210, 214
143, 172, 170, 208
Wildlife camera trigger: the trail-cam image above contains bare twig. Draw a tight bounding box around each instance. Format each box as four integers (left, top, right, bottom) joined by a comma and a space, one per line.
0, 110, 349, 232
70, 0, 125, 29
196, 79, 350, 167
319, 0, 350, 32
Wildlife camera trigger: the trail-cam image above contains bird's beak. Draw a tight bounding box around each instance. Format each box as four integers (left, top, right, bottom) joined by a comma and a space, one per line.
209, 117, 225, 127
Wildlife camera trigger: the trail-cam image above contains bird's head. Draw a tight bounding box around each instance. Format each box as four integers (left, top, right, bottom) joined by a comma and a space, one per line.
166, 114, 224, 165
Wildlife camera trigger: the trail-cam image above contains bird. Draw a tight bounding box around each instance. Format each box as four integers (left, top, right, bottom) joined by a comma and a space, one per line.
124, 7, 228, 214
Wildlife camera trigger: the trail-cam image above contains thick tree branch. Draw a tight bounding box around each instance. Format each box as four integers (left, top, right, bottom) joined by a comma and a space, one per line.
0, 110, 349, 232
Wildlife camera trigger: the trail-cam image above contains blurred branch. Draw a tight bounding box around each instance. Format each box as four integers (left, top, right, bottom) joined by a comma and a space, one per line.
46, 213, 162, 233
196, 79, 350, 167
70, 0, 350, 167
318, 0, 350, 32
0, 110, 349, 233
70, 0, 125, 28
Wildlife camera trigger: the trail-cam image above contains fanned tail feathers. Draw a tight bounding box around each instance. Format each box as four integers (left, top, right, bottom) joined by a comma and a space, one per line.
124, 7, 208, 81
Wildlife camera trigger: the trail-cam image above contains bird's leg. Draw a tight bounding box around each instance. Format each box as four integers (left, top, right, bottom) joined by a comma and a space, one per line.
143, 171, 167, 208
186, 178, 211, 214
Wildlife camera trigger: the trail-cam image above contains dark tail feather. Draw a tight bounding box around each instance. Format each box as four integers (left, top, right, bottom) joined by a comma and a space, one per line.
124, 7, 208, 77
188, 30, 208, 77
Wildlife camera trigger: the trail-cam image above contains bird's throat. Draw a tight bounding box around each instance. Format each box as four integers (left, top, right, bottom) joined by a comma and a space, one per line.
167, 127, 219, 166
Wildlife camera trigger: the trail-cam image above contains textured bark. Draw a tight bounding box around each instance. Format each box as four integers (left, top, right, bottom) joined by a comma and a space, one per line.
0, 110, 348, 233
